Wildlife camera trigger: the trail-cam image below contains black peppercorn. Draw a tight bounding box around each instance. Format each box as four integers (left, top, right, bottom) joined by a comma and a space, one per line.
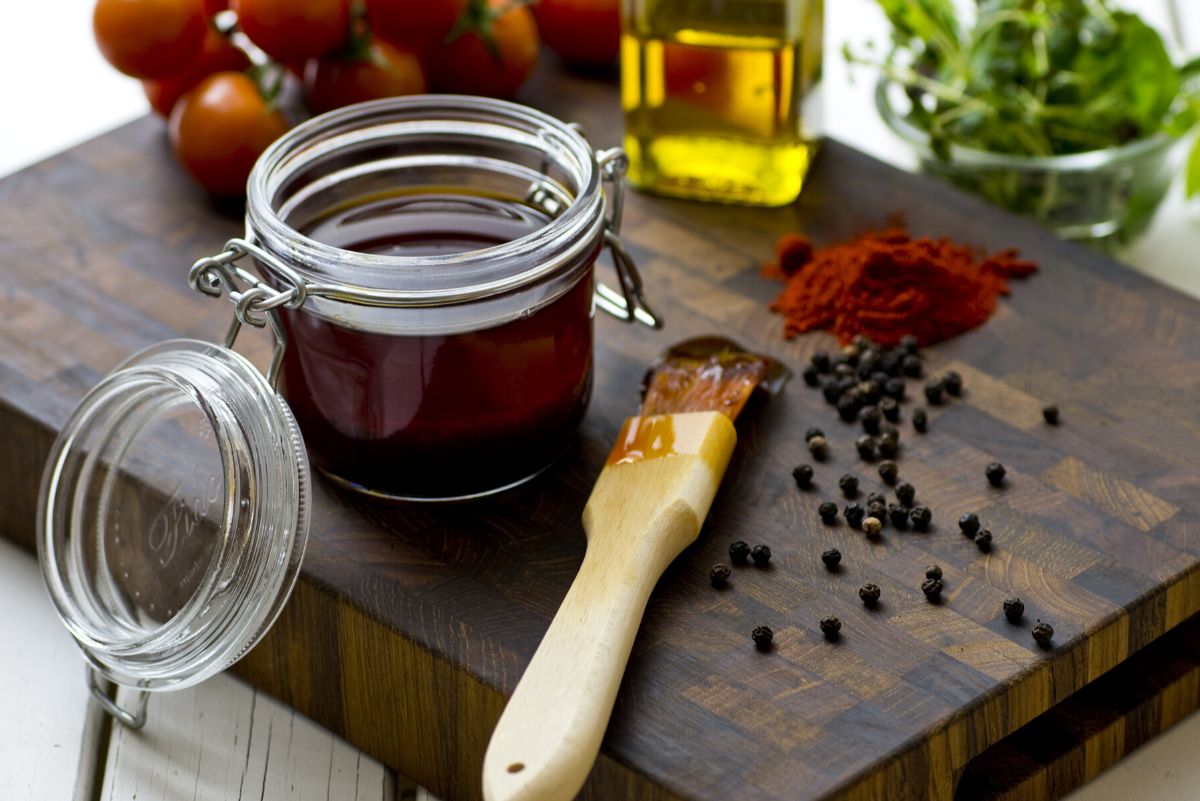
887, 503, 909, 529
709, 564, 731, 587
752, 625, 774, 651
808, 435, 829, 460
912, 408, 928, 433
841, 343, 861, 362
822, 380, 844, 404
818, 501, 839, 524
883, 377, 906, 401
1003, 596, 1024, 623
855, 435, 878, 461
985, 461, 1006, 487
844, 502, 865, 528
924, 379, 945, 405
866, 491, 887, 507
880, 350, 903, 377
858, 583, 881, 608
853, 334, 875, 350
870, 371, 890, 389
792, 463, 814, 489
837, 394, 861, 422
751, 544, 772, 567
877, 432, 899, 459
866, 501, 887, 524
901, 353, 923, 378
811, 351, 831, 373
974, 529, 993, 552
910, 505, 932, 531
1043, 404, 1060, 425
838, 474, 859, 498
819, 616, 842, 641
921, 577, 944, 602
958, 512, 981, 538
856, 381, 880, 406
805, 427, 825, 442
857, 349, 880, 375
943, 370, 963, 396
880, 397, 901, 423
862, 516, 883, 539
834, 363, 856, 379
895, 482, 916, 507
1032, 621, 1054, 648
821, 548, 842, 570
899, 334, 919, 353
729, 541, 751, 565
925, 564, 943, 580
860, 406, 882, 435
880, 423, 899, 439
802, 365, 820, 387
878, 460, 899, 485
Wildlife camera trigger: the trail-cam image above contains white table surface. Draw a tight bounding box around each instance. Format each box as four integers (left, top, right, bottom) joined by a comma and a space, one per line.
1, 2, 1199, 800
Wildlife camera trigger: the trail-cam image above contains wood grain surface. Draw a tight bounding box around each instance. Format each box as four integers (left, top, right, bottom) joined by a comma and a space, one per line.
2, 64, 1200, 801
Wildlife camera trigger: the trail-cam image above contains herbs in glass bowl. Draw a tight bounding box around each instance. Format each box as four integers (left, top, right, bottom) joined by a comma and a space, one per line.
848, 0, 1200, 247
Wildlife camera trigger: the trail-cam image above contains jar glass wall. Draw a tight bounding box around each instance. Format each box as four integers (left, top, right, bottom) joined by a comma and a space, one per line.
244, 97, 620, 500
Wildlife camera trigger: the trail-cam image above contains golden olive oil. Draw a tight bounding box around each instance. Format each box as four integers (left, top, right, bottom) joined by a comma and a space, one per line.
621, 0, 823, 206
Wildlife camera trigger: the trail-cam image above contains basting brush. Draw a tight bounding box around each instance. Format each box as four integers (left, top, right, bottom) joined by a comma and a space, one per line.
482, 337, 788, 801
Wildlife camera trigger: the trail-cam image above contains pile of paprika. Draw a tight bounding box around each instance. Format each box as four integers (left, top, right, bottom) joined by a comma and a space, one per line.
765, 228, 1036, 347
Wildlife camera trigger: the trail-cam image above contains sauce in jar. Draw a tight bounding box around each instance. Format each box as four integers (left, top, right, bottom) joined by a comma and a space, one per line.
278, 189, 598, 499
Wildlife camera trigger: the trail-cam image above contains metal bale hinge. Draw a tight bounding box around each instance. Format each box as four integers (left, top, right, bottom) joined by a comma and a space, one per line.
595, 146, 660, 329
188, 237, 303, 387
536, 125, 661, 329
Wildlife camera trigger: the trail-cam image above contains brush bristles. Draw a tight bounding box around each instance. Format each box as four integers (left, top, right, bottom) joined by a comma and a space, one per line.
641, 357, 771, 420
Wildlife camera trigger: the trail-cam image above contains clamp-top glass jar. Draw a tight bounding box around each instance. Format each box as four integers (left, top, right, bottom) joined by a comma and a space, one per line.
196, 96, 658, 501
38, 97, 656, 727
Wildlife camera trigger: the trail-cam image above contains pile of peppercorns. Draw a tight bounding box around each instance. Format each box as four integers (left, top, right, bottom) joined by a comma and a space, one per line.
742, 333, 1062, 652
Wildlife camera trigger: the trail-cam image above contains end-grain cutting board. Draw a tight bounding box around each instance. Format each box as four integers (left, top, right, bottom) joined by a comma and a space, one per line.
2, 64, 1199, 801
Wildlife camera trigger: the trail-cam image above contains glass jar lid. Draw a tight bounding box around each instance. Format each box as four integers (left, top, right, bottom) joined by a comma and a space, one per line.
37, 339, 310, 691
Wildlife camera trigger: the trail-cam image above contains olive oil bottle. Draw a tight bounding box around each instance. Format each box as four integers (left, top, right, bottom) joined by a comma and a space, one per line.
621, 0, 823, 206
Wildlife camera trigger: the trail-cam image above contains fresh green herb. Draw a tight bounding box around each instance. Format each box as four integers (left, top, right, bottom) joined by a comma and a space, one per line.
849, 0, 1200, 244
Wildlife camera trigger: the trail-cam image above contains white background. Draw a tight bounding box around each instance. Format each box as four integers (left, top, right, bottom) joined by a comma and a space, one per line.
1, 1, 1199, 800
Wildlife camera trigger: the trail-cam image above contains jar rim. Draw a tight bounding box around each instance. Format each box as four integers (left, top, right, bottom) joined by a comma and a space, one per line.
245, 96, 606, 307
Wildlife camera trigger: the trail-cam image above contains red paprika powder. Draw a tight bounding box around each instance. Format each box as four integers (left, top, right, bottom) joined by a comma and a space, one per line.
765, 228, 1036, 347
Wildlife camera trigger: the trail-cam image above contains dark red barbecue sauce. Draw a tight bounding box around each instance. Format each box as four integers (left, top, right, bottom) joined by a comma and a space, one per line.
277, 191, 598, 499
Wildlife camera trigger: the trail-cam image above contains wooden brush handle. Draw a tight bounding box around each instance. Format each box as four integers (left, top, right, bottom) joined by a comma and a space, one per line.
481, 535, 668, 801
482, 412, 737, 801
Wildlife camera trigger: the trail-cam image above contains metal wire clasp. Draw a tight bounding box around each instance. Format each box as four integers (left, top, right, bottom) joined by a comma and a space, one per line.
87, 666, 149, 730
595, 147, 661, 329
188, 237, 305, 387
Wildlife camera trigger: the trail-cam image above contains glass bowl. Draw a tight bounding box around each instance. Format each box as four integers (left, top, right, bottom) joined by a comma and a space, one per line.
875, 80, 1184, 248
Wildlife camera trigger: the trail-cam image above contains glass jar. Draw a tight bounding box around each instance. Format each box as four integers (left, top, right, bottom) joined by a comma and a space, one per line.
621, 0, 825, 205
37, 96, 656, 726
208, 96, 657, 501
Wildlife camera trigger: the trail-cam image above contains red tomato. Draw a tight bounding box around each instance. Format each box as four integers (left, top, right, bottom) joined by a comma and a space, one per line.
533, 0, 619, 66
430, 0, 538, 98
169, 72, 290, 196
364, 0, 466, 52
93, 0, 207, 79
231, 0, 350, 63
304, 38, 427, 114
142, 29, 250, 117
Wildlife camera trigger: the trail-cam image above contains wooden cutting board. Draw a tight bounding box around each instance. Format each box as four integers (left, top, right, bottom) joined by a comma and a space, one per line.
2, 64, 1199, 801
